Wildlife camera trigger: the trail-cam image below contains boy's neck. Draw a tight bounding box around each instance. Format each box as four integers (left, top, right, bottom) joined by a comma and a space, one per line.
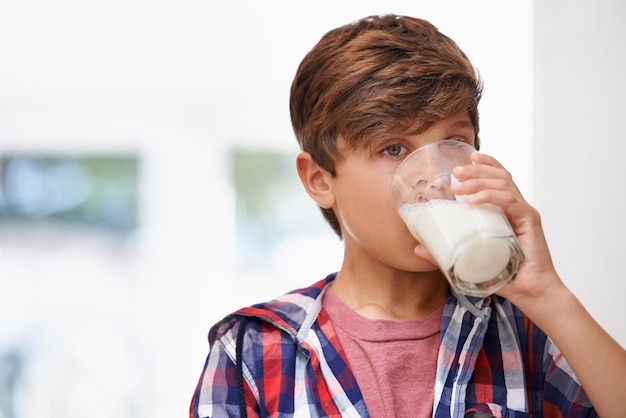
330, 268, 449, 322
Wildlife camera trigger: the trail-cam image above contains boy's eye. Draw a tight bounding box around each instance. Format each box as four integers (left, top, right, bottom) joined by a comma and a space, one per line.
383, 144, 407, 157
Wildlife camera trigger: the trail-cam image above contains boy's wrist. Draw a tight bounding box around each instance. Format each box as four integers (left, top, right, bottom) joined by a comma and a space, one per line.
510, 277, 580, 335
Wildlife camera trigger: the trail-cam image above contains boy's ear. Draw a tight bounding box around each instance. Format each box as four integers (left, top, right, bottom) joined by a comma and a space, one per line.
296, 152, 335, 209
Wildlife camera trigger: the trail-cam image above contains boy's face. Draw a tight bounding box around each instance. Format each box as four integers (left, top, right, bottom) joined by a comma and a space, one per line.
331, 113, 476, 273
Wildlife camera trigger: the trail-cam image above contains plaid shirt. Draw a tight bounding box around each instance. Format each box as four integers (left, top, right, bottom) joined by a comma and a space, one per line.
190, 274, 596, 417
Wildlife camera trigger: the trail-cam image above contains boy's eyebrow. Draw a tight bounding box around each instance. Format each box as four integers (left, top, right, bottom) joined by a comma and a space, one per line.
444, 119, 476, 138
449, 119, 474, 131
368, 118, 475, 147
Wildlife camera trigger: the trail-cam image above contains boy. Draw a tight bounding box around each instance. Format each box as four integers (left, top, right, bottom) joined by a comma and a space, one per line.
190, 14, 626, 417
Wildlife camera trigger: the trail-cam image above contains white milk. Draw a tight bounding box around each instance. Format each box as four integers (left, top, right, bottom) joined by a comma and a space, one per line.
399, 200, 513, 284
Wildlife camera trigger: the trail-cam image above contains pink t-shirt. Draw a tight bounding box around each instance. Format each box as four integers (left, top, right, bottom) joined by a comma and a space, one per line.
322, 287, 442, 418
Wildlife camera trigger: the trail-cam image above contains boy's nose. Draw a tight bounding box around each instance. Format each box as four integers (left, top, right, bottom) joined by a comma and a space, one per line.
428, 173, 451, 190
426, 174, 455, 200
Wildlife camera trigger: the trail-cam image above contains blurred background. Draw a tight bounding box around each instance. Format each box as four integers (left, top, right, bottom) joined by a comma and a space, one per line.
0, 1, 624, 416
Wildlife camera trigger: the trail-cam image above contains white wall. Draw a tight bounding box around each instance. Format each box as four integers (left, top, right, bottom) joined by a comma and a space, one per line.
533, 0, 626, 347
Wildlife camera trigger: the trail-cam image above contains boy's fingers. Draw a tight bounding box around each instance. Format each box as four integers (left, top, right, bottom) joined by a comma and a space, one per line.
413, 244, 437, 265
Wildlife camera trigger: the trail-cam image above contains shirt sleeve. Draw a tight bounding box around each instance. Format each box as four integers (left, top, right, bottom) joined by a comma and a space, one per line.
189, 318, 260, 418
540, 335, 598, 417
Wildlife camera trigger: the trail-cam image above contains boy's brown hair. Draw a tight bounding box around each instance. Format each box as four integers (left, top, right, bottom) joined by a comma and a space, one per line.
290, 14, 483, 238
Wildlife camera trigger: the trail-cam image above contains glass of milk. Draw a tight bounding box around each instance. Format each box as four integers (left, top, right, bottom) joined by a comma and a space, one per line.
390, 140, 524, 297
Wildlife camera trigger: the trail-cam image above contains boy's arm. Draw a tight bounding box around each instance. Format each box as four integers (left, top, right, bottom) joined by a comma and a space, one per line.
451, 152, 626, 418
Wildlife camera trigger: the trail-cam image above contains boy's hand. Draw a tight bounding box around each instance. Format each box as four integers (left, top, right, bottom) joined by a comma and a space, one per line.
449, 151, 561, 307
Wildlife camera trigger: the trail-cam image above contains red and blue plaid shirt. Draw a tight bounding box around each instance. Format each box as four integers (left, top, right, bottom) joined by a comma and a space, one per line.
190, 274, 596, 417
